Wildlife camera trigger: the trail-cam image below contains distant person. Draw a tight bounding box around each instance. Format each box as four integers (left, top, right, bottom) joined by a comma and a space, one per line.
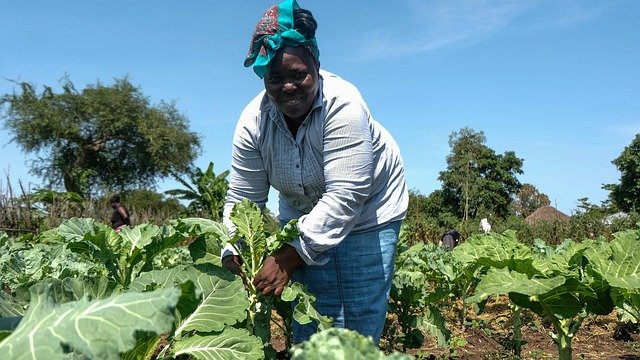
440, 229, 461, 250
480, 218, 491, 233
109, 194, 130, 232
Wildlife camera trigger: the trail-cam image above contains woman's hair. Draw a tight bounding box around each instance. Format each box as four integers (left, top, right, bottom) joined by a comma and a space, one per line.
109, 194, 121, 203
294, 8, 317, 40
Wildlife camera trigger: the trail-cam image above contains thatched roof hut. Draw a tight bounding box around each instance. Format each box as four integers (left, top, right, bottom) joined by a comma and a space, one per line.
525, 206, 570, 225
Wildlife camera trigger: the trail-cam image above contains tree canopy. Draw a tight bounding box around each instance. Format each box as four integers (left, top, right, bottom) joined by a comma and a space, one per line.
512, 183, 550, 218
1, 77, 201, 197
604, 133, 640, 212
438, 127, 523, 220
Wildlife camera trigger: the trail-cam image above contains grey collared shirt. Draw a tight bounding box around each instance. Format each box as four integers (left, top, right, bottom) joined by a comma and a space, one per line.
224, 70, 408, 265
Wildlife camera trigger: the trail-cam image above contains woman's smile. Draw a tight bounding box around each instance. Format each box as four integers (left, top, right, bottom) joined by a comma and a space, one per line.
264, 46, 319, 123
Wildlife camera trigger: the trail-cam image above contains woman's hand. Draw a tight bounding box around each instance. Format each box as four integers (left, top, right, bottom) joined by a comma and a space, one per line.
254, 244, 304, 296
222, 255, 250, 289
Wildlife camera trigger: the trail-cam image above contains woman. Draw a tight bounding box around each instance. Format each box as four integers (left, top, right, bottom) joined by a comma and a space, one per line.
223, 0, 408, 344
109, 194, 130, 232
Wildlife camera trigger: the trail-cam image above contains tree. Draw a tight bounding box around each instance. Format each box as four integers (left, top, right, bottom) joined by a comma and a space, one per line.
604, 134, 640, 212
512, 183, 550, 217
119, 189, 185, 217
438, 127, 523, 220
1, 77, 201, 197
165, 162, 229, 221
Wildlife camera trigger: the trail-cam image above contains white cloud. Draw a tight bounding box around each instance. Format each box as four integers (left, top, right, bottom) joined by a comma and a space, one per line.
351, 0, 608, 60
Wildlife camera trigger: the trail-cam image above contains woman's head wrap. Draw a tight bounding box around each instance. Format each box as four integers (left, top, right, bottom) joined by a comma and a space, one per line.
244, 0, 320, 78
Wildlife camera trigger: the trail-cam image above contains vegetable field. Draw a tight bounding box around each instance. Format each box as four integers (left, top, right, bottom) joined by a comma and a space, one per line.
0, 200, 638, 359
382, 226, 640, 359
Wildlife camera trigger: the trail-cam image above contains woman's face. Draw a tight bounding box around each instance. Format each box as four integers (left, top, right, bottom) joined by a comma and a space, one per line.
264, 46, 319, 123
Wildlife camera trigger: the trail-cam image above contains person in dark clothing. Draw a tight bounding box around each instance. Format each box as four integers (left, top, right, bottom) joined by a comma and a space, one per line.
109, 194, 130, 232
440, 229, 461, 251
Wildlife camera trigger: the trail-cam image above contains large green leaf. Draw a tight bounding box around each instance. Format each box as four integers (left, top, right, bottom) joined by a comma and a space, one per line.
419, 306, 450, 348
173, 328, 263, 360
290, 328, 411, 360
178, 218, 231, 241
59, 218, 119, 266
452, 231, 535, 275
532, 239, 593, 277
0, 290, 25, 316
189, 235, 223, 266
175, 265, 248, 334
129, 264, 248, 334
230, 200, 266, 270
536, 280, 585, 319
0, 283, 179, 359
612, 289, 640, 323
57, 217, 102, 242
467, 267, 565, 303
281, 282, 332, 331
587, 229, 640, 290
58, 276, 118, 301
119, 224, 161, 253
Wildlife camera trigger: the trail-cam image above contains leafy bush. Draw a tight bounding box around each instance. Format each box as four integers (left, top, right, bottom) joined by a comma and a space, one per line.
458, 228, 640, 360
292, 328, 411, 359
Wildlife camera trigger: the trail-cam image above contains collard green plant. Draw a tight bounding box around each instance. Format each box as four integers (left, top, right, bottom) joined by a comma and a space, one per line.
0, 283, 179, 359
58, 217, 186, 288
226, 199, 332, 354
585, 227, 640, 324
384, 238, 450, 352
461, 231, 614, 360
123, 200, 331, 359
290, 328, 411, 360
0, 236, 108, 296
128, 263, 263, 359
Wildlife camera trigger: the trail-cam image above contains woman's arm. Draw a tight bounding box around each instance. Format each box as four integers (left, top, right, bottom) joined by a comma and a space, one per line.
223, 114, 271, 223
291, 101, 374, 265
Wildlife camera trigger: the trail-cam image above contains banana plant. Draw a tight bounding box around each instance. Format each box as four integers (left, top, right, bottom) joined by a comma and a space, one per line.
165, 162, 229, 221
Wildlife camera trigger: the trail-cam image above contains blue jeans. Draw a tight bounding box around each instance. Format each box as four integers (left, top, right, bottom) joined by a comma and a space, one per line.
290, 221, 401, 344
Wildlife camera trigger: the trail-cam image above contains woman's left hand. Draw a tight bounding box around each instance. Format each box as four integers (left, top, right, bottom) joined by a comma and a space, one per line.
254, 244, 303, 296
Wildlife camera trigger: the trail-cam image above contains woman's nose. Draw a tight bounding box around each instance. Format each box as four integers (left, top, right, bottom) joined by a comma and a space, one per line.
282, 81, 297, 92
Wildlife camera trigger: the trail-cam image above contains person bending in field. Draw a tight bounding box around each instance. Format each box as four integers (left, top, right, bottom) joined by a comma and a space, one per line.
109, 194, 130, 232
221, 0, 408, 345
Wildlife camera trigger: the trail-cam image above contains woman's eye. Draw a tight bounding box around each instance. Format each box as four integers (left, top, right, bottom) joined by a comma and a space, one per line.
266, 75, 282, 83
293, 72, 307, 80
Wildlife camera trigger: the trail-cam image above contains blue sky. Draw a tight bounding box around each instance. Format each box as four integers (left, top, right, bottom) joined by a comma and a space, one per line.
1, 0, 639, 215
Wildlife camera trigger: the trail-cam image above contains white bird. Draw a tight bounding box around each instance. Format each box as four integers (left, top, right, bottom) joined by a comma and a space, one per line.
480, 218, 491, 233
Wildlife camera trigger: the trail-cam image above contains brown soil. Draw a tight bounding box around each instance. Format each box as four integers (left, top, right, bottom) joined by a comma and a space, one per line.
404, 297, 640, 359
271, 296, 640, 359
